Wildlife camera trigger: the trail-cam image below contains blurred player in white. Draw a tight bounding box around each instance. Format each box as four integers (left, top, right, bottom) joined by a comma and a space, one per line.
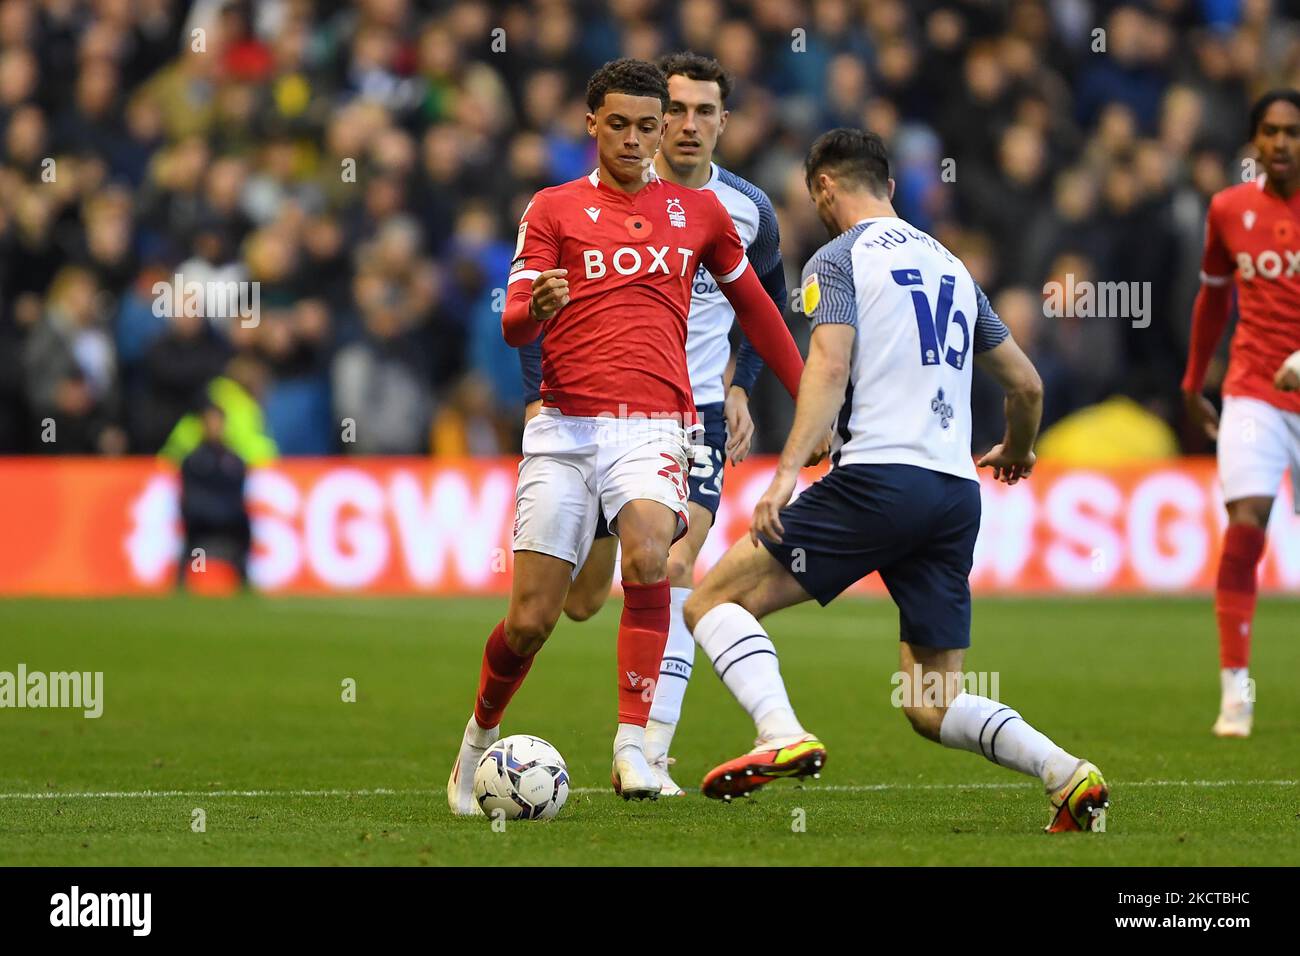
683, 129, 1109, 833
1183, 89, 1300, 738
516, 52, 789, 795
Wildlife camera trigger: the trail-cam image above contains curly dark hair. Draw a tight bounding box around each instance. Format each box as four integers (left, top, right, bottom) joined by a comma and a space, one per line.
656, 51, 733, 103
805, 128, 892, 197
585, 58, 669, 113
1249, 88, 1300, 137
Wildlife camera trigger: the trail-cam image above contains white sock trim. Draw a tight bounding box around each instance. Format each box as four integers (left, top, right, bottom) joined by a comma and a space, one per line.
939, 693, 1076, 789
694, 602, 798, 736
614, 722, 646, 755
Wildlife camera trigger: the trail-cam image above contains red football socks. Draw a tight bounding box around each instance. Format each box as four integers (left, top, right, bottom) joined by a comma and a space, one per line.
474, 620, 535, 729
1215, 524, 1267, 669
617, 580, 671, 726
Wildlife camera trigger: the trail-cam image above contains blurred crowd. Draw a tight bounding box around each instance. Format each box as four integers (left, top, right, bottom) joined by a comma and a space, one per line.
1, 0, 1298, 459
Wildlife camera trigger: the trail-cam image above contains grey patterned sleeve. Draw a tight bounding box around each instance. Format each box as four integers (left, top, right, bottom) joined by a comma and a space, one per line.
804, 247, 858, 328
973, 282, 1010, 353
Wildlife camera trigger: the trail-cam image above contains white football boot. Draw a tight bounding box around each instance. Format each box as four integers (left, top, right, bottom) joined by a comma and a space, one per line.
644, 719, 686, 796
611, 744, 660, 801
1212, 668, 1253, 738
650, 755, 686, 797
447, 715, 500, 815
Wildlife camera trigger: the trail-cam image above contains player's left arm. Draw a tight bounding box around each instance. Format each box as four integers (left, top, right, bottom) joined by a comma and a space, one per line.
729, 192, 784, 395
518, 332, 544, 418
726, 191, 786, 463
705, 196, 803, 398
971, 284, 1042, 484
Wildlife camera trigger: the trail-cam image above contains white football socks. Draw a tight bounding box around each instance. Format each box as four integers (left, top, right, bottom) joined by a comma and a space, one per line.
938, 693, 1079, 791
1220, 667, 1251, 710
613, 722, 646, 755
464, 714, 496, 747
646, 587, 695, 761
693, 603, 804, 741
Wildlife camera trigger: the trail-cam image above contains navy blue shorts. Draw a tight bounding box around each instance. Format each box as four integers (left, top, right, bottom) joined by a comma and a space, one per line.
593, 401, 726, 539
685, 401, 726, 524
761, 463, 981, 649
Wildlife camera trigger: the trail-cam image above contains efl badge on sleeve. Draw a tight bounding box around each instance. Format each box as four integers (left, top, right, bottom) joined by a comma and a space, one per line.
801, 272, 821, 317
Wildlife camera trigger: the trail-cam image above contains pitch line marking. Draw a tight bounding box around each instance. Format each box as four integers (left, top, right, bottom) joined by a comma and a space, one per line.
0, 779, 1294, 800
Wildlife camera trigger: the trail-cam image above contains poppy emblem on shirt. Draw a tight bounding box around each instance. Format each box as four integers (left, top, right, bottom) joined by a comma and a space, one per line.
1273, 219, 1294, 244
625, 214, 652, 239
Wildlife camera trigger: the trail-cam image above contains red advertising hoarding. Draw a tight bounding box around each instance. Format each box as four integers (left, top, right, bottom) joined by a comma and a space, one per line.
0, 457, 1297, 596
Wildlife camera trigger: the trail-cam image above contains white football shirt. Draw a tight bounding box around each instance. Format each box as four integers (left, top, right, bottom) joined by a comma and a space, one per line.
799, 217, 1009, 481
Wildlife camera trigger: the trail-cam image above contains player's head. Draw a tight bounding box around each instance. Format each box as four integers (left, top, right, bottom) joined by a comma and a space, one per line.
804, 128, 895, 235
1249, 89, 1300, 187
656, 52, 731, 177
199, 402, 226, 444
585, 58, 669, 187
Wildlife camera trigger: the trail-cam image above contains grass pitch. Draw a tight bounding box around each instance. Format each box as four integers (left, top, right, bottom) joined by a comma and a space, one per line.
0, 595, 1296, 866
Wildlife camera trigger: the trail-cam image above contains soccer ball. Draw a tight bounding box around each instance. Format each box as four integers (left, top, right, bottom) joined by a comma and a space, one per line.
473, 734, 570, 821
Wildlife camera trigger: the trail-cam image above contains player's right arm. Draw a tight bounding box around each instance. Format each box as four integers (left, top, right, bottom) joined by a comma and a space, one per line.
750, 252, 856, 545
1181, 193, 1235, 439
502, 192, 569, 347
751, 321, 850, 545
1276, 350, 1300, 391
973, 286, 1043, 485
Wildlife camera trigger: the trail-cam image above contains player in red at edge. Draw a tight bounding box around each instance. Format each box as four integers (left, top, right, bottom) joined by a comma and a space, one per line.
1183, 89, 1300, 738
447, 58, 806, 811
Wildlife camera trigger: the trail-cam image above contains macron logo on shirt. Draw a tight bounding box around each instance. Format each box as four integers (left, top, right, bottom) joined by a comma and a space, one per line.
584, 207, 600, 223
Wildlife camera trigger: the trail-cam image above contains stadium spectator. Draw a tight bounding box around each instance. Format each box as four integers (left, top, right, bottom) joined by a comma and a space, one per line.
22, 265, 124, 454
0, 0, 1295, 459
332, 268, 434, 454
431, 372, 510, 457
177, 401, 251, 589
161, 353, 277, 467
134, 294, 231, 454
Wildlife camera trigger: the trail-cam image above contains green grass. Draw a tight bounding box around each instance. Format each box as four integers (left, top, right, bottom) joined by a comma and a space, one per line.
0, 595, 1297, 866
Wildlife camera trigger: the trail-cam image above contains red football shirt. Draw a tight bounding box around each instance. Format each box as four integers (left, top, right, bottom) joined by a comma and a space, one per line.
504, 169, 749, 418
1200, 176, 1300, 414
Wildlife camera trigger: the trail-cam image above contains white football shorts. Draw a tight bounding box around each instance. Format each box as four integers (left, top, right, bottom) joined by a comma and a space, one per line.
512, 407, 691, 571
1218, 395, 1300, 513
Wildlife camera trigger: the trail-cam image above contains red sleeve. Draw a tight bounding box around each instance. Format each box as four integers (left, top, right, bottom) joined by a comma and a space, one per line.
717, 262, 803, 398
502, 192, 560, 347
1182, 197, 1233, 393
1199, 195, 1233, 282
